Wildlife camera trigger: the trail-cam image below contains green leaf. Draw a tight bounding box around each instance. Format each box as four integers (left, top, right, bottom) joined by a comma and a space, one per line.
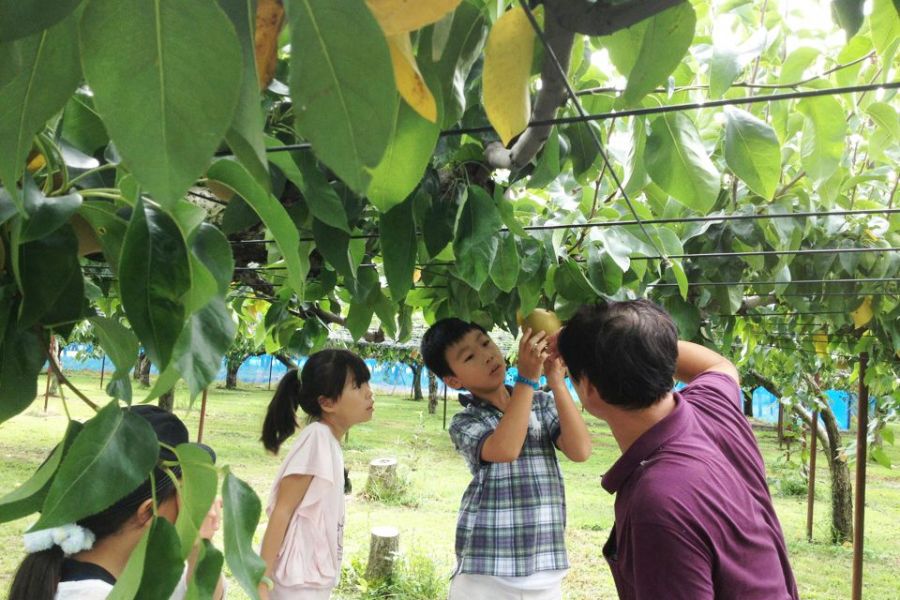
19, 176, 82, 242
174, 444, 218, 559
870, 0, 900, 60
870, 446, 892, 468
175, 297, 236, 399
191, 223, 235, 296
61, 94, 109, 155
380, 197, 417, 301
185, 541, 225, 600
208, 158, 308, 297
623, 117, 649, 196
778, 47, 819, 85
724, 107, 781, 201
312, 218, 354, 282
564, 121, 602, 180
80, 0, 242, 206
797, 96, 847, 186
33, 401, 159, 530
665, 295, 701, 338
453, 187, 501, 291
866, 102, 900, 141
423, 184, 459, 258
528, 127, 561, 189
0, 420, 82, 523
89, 316, 139, 376
882, 427, 895, 446
133, 517, 184, 599
669, 259, 689, 300
586, 247, 623, 295
554, 259, 600, 302
0, 321, 45, 422
0, 188, 16, 226
78, 202, 128, 271
709, 29, 766, 99
223, 468, 266, 599
0, 0, 84, 42
645, 112, 721, 213
367, 99, 440, 212
119, 199, 191, 370
832, 0, 865, 39
294, 153, 351, 233
287, 0, 397, 195
17, 223, 84, 328
218, 0, 270, 189
601, 2, 696, 106
418, 2, 488, 128
490, 232, 520, 293
0, 14, 81, 208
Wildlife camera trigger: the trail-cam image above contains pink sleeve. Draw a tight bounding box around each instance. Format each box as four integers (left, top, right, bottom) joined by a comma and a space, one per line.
281, 424, 336, 484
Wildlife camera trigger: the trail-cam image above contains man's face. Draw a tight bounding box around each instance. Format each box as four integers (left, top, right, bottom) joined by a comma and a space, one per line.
443, 329, 506, 394
573, 375, 605, 420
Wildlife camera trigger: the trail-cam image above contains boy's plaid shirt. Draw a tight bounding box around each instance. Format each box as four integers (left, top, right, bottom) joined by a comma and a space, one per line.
448, 389, 569, 577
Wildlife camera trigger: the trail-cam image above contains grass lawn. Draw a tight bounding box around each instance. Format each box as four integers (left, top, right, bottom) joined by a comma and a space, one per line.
1, 373, 898, 598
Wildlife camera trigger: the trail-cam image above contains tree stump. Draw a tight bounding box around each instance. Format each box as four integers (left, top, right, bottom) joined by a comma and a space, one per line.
365, 457, 399, 496
364, 526, 399, 581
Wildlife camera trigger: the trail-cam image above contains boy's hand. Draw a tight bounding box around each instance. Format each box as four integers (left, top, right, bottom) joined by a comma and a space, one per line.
543, 356, 567, 388
517, 328, 549, 381
198, 497, 223, 540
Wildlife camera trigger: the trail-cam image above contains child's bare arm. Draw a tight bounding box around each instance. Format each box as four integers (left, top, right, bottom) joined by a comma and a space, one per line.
481, 329, 548, 463
545, 357, 592, 462
258, 474, 313, 599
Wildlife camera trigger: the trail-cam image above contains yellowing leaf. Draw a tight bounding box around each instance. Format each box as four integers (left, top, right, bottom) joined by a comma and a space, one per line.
483, 6, 535, 146
851, 296, 873, 329
387, 33, 437, 123
366, 0, 461, 36
26, 152, 46, 173
813, 331, 828, 357
254, 0, 285, 91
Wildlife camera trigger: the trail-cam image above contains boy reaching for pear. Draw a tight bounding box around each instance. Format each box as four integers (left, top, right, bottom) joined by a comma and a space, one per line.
421, 316, 591, 600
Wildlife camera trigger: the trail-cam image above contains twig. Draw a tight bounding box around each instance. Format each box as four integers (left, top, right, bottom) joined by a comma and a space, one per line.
43, 343, 99, 410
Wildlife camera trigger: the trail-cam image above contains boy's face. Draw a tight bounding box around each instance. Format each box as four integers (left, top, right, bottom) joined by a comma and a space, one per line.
443, 329, 506, 393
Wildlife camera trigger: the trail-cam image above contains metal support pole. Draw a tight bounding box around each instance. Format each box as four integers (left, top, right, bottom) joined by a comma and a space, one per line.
267, 355, 274, 390
777, 400, 784, 448
806, 409, 818, 542
197, 388, 209, 444
851, 353, 869, 600
99, 354, 106, 389
442, 384, 448, 431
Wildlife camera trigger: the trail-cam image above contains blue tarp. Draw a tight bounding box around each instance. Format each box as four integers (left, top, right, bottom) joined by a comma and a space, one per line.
751, 386, 874, 431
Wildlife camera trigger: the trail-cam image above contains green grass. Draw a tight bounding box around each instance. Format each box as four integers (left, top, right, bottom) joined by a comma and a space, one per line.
2, 373, 899, 598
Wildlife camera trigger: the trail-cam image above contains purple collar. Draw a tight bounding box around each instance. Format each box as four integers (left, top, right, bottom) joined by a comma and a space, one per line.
601, 392, 691, 494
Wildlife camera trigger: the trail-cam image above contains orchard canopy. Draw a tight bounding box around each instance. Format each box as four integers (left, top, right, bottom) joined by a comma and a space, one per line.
0, 0, 898, 596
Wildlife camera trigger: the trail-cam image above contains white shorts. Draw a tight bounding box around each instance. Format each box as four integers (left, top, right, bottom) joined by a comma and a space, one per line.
449, 573, 564, 600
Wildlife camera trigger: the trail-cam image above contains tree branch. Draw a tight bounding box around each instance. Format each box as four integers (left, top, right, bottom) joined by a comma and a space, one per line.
545, 0, 684, 36
43, 343, 99, 411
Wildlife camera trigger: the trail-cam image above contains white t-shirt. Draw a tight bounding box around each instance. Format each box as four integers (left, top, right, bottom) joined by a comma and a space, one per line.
55, 568, 189, 599
266, 421, 345, 596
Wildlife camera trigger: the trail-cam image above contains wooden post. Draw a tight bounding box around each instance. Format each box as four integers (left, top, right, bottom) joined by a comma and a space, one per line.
777, 400, 784, 448
266, 355, 274, 390
442, 384, 448, 431
99, 354, 106, 389
197, 388, 209, 443
851, 353, 869, 600
43, 368, 52, 411
806, 408, 818, 543
365, 457, 399, 495
365, 526, 399, 581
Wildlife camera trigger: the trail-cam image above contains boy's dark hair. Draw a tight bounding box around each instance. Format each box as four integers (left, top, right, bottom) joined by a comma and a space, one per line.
557, 299, 678, 410
261, 349, 370, 454
420, 318, 486, 378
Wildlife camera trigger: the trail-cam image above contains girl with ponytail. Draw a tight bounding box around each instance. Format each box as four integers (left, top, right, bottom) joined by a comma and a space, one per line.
258, 349, 374, 600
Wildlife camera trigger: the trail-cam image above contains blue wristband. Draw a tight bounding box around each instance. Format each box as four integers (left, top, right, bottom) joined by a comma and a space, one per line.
514, 374, 540, 390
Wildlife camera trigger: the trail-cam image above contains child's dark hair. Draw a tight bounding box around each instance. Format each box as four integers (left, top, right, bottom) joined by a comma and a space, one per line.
420, 318, 486, 378
261, 349, 371, 454
557, 299, 678, 410
9, 466, 177, 600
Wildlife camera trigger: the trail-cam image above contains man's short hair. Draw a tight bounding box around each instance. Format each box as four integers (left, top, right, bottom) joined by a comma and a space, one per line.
420, 318, 487, 378
557, 299, 678, 410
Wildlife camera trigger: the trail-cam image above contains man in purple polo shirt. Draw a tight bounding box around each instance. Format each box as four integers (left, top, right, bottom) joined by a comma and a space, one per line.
556, 299, 798, 600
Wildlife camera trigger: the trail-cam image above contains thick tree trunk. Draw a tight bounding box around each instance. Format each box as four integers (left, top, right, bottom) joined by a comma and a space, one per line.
158, 388, 175, 412
225, 361, 240, 390
48, 337, 63, 397
139, 356, 151, 387
742, 389, 754, 418
427, 371, 439, 415
410, 364, 423, 401
820, 401, 854, 543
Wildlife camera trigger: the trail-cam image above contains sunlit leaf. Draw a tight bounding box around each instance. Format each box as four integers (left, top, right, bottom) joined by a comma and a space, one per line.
724, 107, 781, 201
483, 6, 535, 146
387, 33, 437, 122
365, 0, 461, 35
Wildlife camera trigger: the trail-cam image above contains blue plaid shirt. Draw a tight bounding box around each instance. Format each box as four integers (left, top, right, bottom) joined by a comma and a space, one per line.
448, 388, 569, 577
